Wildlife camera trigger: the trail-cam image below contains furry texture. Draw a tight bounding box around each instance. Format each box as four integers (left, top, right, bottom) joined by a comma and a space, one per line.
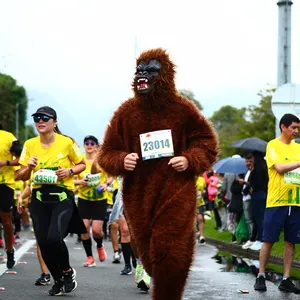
98, 48, 218, 300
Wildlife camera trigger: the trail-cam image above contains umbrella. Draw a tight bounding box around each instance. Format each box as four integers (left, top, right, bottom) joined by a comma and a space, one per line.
230, 137, 267, 153
213, 157, 247, 174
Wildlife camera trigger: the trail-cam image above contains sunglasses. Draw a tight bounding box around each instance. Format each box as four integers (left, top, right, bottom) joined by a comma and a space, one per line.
33, 115, 51, 123
84, 141, 96, 146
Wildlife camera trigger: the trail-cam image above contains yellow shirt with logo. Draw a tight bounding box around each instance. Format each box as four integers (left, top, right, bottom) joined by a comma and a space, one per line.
19, 134, 83, 191
196, 176, 206, 207
266, 138, 300, 207
0, 130, 17, 189
77, 156, 108, 201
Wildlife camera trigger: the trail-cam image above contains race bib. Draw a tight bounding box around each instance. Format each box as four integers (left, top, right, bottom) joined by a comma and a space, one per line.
140, 129, 174, 161
284, 169, 300, 185
84, 173, 101, 187
33, 169, 58, 185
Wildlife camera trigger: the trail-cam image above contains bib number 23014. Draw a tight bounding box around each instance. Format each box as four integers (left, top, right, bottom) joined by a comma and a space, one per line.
140, 129, 174, 161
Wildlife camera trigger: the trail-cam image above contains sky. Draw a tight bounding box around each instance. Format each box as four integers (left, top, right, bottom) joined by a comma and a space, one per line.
1, 0, 300, 145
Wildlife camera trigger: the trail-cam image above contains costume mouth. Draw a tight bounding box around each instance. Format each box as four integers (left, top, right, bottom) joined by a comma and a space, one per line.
137, 78, 149, 91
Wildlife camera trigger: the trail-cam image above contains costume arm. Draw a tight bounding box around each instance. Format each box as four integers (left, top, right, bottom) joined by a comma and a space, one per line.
182, 107, 219, 175
97, 109, 128, 176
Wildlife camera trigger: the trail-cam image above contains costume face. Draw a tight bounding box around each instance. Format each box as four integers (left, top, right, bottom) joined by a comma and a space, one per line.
135, 59, 161, 94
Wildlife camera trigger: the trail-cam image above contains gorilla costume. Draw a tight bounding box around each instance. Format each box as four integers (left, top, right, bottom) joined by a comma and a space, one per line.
98, 48, 218, 300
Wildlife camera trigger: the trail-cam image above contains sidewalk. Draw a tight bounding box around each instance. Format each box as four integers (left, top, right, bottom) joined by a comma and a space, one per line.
206, 237, 300, 269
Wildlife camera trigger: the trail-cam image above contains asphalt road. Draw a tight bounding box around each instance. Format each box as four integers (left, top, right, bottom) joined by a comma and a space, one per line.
0, 232, 299, 300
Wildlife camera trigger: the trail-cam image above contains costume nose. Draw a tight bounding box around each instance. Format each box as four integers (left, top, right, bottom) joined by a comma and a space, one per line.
138, 71, 148, 76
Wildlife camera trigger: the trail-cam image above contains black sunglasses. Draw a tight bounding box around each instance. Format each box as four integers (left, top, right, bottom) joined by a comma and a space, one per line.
33, 115, 52, 123
84, 141, 96, 146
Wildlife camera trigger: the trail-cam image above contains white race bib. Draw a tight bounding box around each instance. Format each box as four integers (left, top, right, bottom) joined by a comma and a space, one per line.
284, 169, 300, 185
140, 129, 174, 161
33, 169, 58, 185
84, 173, 101, 187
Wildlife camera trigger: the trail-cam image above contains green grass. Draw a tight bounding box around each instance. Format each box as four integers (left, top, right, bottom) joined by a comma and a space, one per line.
204, 214, 300, 261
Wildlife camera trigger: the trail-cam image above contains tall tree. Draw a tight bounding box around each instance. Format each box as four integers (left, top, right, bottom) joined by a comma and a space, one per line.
179, 89, 203, 111
210, 105, 249, 158
0, 73, 35, 142
245, 88, 276, 142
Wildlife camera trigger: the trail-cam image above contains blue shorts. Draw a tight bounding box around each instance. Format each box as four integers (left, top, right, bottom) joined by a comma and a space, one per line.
263, 206, 300, 244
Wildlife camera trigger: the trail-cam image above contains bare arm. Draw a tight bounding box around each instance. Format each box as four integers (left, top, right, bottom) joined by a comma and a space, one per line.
273, 161, 300, 175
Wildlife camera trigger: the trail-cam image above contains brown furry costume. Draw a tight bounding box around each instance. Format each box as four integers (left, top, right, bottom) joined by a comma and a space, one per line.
98, 48, 218, 300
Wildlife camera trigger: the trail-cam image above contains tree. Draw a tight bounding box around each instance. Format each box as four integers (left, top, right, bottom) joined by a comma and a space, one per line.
0, 73, 35, 142
245, 88, 276, 142
210, 105, 249, 158
179, 89, 203, 111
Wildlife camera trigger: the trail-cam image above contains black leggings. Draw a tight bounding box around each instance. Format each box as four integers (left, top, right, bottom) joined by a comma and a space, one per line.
29, 193, 74, 281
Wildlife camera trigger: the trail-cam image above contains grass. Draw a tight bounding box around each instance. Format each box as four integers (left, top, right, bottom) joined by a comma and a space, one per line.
204, 214, 300, 261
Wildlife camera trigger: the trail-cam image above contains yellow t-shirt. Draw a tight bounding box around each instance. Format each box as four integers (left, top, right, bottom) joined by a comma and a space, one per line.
196, 176, 206, 207
77, 156, 108, 201
0, 130, 17, 189
19, 134, 83, 191
266, 138, 300, 207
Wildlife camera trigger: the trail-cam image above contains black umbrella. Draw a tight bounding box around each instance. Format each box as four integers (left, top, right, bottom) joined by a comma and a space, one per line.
230, 137, 268, 153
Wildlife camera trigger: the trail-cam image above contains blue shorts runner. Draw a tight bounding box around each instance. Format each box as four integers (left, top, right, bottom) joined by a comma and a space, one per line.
263, 206, 300, 244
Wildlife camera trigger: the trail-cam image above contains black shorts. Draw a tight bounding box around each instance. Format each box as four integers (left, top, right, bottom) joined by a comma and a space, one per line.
78, 198, 107, 221
0, 184, 14, 212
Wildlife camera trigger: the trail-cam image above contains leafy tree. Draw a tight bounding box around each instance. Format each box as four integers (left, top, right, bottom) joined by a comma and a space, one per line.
179, 89, 203, 111
0, 73, 35, 142
245, 88, 276, 142
210, 105, 249, 157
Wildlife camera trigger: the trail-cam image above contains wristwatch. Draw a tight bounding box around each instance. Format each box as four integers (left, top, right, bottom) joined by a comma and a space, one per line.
6, 161, 10, 166
69, 168, 74, 176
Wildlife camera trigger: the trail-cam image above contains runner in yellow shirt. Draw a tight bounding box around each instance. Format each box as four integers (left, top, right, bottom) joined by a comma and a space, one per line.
16, 106, 86, 296
75, 135, 113, 267
254, 113, 300, 294
0, 123, 21, 269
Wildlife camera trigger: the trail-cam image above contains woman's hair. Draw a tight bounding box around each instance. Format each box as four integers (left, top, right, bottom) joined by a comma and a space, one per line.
54, 124, 75, 143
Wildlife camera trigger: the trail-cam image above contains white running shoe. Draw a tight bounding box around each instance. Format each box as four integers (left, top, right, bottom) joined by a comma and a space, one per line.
250, 241, 263, 251
242, 240, 255, 249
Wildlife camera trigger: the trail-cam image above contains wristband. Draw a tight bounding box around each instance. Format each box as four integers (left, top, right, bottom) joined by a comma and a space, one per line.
6, 160, 10, 166
69, 168, 74, 176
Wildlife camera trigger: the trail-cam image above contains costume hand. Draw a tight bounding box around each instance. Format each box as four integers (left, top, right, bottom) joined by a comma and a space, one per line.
168, 156, 189, 172
28, 156, 38, 170
56, 166, 70, 179
124, 153, 139, 171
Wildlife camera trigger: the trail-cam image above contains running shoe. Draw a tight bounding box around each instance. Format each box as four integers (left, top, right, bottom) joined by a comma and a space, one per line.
278, 278, 300, 294
63, 268, 77, 293
83, 256, 96, 267
242, 240, 255, 249
35, 273, 51, 286
254, 275, 267, 291
120, 265, 132, 275
49, 280, 64, 296
14, 235, 21, 244
112, 251, 121, 264
198, 236, 206, 244
6, 249, 15, 269
97, 246, 107, 262
135, 264, 144, 284
137, 271, 151, 292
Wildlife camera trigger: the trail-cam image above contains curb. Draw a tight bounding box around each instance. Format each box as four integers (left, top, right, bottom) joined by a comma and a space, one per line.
206, 237, 300, 269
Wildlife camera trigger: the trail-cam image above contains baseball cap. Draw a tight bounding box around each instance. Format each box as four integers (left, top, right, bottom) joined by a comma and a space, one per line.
84, 135, 99, 144
31, 106, 57, 120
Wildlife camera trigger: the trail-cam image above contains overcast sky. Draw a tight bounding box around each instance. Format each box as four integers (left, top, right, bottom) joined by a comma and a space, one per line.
1, 0, 300, 145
